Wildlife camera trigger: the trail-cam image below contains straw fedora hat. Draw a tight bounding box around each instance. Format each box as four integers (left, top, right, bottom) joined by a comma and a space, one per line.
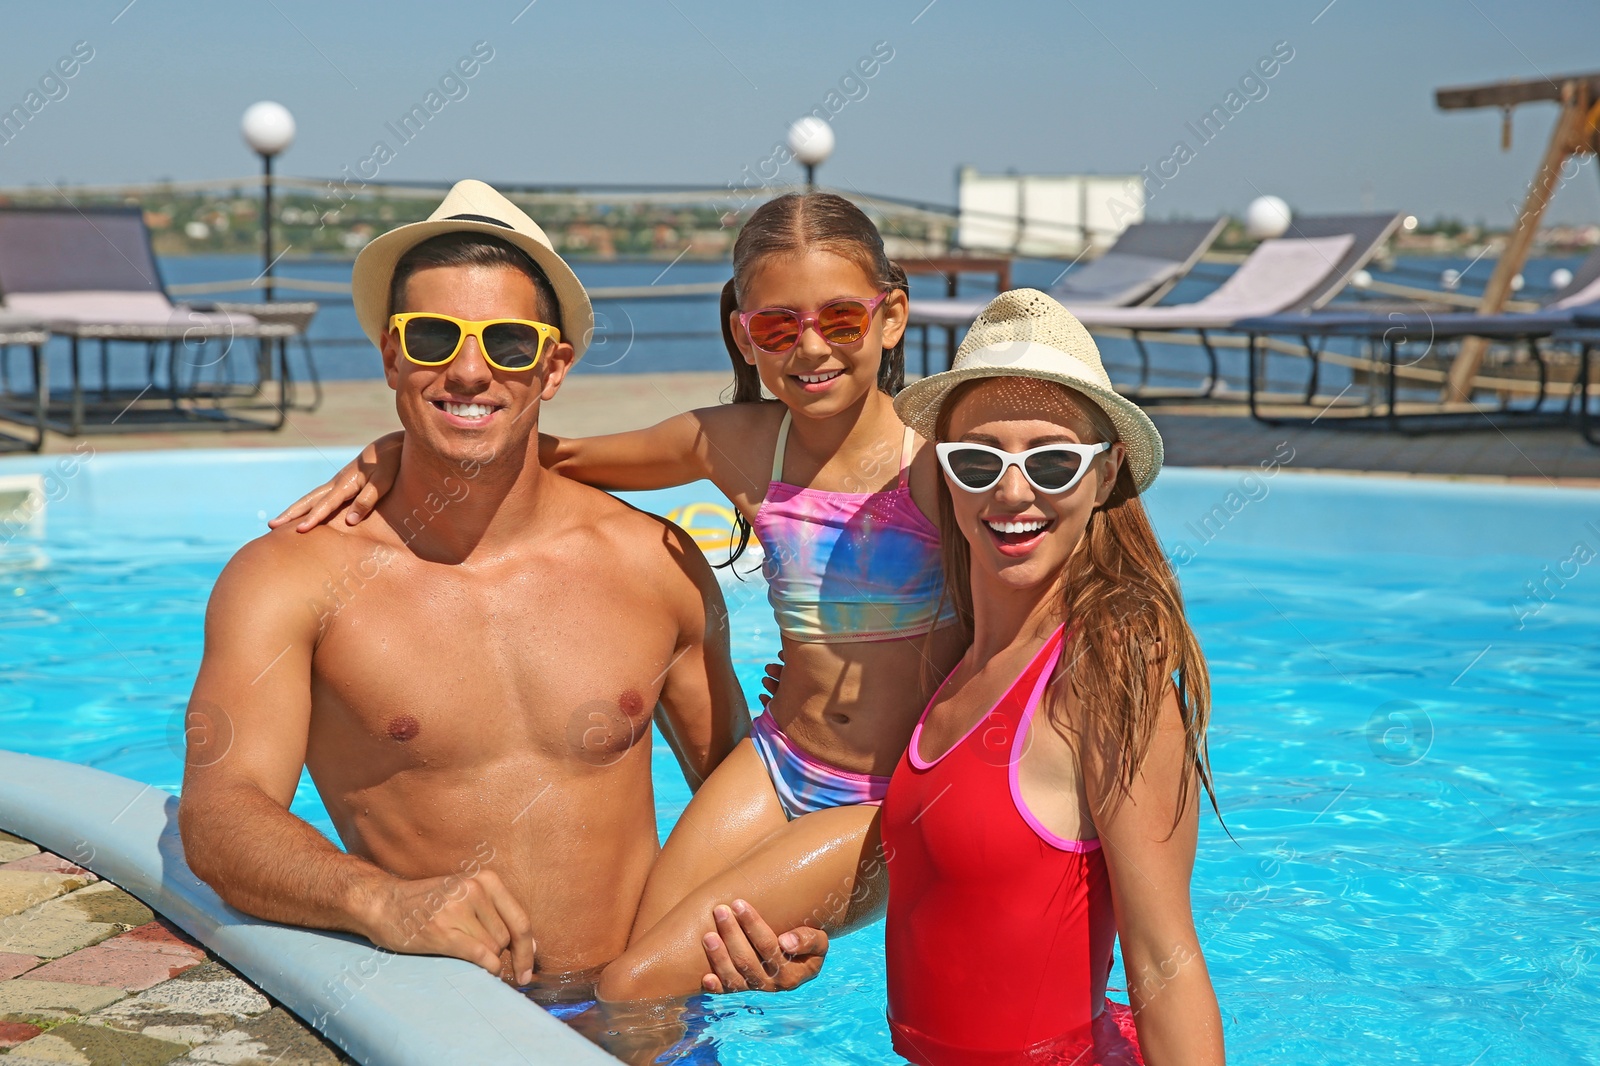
351, 179, 595, 361
894, 288, 1163, 491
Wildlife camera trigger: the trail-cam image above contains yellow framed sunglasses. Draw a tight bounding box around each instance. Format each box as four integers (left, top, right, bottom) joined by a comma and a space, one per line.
388, 313, 559, 373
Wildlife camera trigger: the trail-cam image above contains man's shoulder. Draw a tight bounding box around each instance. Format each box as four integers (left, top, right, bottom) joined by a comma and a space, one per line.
219, 521, 389, 597
552, 479, 709, 586
559, 478, 694, 554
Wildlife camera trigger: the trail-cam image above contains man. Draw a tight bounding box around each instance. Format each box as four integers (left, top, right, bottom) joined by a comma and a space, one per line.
180, 181, 811, 994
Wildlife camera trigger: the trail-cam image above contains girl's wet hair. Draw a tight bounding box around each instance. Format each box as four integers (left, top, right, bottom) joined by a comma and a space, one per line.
717, 192, 909, 569
718, 192, 908, 404
933, 377, 1219, 833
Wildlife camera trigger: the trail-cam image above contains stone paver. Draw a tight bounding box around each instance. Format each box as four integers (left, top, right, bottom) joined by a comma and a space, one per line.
0, 1019, 44, 1048
1, 854, 99, 881
5, 1021, 187, 1065
108, 923, 203, 957
26, 942, 201, 992
0, 951, 40, 980
26, 923, 205, 992
0, 872, 89, 920
89, 962, 284, 1058
0, 840, 361, 1065
0, 977, 127, 1014
0, 915, 121, 960
33, 884, 151, 928
175, 1008, 343, 1066
104, 962, 272, 1020
0, 831, 41, 864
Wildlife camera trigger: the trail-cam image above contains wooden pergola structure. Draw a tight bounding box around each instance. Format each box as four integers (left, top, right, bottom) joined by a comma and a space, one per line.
1435, 70, 1600, 402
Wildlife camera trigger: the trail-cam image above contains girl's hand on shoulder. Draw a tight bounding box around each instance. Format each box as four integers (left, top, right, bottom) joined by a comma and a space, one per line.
269, 431, 404, 532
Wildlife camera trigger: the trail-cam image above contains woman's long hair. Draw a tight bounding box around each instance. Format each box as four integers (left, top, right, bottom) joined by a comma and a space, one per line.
934, 380, 1218, 830
716, 192, 909, 569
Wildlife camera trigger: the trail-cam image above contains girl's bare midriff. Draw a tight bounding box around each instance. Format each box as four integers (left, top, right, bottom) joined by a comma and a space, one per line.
765, 625, 967, 778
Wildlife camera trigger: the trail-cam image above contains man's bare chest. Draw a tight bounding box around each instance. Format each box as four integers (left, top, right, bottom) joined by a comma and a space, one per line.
305, 558, 679, 769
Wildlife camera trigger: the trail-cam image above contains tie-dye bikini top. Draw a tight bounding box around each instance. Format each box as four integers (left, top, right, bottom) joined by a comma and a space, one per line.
752, 411, 959, 644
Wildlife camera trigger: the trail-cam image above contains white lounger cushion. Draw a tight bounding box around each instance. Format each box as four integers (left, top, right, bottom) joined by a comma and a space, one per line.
0, 309, 50, 343
1070, 234, 1356, 330
3, 291, 279, 337
1549, 271, 1600, 311
6, 290, 255, 327
907, 296, 993, 327
1055, 253, 1185, 305
909, 254, 1192, 329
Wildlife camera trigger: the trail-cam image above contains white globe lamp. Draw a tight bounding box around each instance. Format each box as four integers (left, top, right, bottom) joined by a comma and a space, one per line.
241, 102, 296, 303
1244, 195, 1292, 240
787, 117, 835, 189
241, 101, 296, 157
1549, 267, 1574, 291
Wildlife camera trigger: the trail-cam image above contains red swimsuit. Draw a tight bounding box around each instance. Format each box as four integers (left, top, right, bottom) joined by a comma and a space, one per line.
883, 625, 1144, 1065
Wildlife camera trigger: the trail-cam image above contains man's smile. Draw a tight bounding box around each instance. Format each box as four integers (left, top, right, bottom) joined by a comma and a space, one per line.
429, 396, 504, 426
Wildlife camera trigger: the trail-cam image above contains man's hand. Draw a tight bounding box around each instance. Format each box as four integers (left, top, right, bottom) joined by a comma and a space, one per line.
362, 869, 536, 985
758, 654, 783, 711
700, 898, 828, 993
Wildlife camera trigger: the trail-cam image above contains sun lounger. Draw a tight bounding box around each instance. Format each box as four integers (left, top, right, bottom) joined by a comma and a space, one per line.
1071, 213, 1404, 400
1235, 288, 1600, 435
0, 311, 50, 451
1235, 249, 1600, 435
908, 218, 1228, 332
0, 206, 310, 434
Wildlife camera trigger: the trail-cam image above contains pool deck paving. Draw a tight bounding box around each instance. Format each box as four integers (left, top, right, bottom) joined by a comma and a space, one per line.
0, 831, 345, 1065
4, 372, 1598, 487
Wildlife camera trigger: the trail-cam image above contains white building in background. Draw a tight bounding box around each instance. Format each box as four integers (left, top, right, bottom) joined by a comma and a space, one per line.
956, 167, 1143, 257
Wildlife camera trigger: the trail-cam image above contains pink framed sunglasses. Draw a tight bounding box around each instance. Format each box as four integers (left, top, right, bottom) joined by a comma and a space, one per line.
736, 292, 891, 356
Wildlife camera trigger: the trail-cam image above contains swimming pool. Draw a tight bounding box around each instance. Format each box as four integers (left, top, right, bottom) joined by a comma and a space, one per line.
2, 447, 1596, 1064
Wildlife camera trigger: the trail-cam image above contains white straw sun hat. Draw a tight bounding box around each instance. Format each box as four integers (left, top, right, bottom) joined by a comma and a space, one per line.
351, 179, 595, 361
894, 288, 1164, 492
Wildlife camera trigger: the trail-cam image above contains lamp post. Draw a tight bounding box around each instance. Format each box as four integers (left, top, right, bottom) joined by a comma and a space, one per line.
787, 116, 835, 190
241, 101, 296, 303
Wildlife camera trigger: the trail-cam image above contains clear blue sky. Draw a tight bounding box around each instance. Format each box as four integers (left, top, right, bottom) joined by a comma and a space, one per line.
2, 0, 1597, 225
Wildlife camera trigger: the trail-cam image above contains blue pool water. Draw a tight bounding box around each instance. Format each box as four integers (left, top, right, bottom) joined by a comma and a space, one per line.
2, 448, 1597, 1064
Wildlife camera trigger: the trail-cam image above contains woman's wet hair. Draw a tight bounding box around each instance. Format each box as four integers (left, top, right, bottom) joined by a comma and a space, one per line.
717, 192, 909, 569
933, 377, 1218, 832
388, 232, 563, 335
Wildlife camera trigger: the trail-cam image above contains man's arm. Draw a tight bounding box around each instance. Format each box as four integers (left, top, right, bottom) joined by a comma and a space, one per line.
650, 521, 749, 790
178, 532, 535, 983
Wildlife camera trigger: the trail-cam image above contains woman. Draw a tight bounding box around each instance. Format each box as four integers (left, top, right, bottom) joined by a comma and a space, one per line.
707, 290, 1225, 1064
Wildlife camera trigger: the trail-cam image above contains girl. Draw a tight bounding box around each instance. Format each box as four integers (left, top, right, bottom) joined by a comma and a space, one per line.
271, 193, 967, 1000
879, 288, 1224, 1063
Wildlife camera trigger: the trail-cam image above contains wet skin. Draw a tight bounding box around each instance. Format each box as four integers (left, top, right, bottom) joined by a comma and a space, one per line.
179, 264, 746, 983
